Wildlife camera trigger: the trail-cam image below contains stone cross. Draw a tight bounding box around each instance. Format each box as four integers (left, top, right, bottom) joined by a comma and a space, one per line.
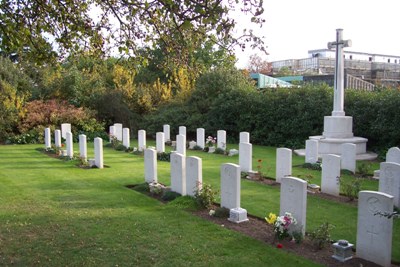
327, 29, 352, 117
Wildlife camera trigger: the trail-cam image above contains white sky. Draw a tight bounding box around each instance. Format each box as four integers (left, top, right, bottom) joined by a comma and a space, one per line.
234, 0, 400, 68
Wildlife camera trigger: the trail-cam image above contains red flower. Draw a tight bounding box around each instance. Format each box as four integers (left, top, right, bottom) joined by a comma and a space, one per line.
277, 243, 283, 249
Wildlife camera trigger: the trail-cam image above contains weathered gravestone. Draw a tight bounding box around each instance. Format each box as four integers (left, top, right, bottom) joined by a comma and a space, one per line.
156, 132, 165, 153
163, 124, 170, 141
114, 123, 123, 141
239, 132, 250, 144
66, 132, 73, 159
144, 148, 157, 183
61, 123, 71, 139
123, 128, 130, 148
321, 154, 341, 196
79, 134, 87, 161
170, 152, 186, 195
356, 191, 393, 267
186, 156, 202, 197
276, 148, 292, 183
138, 130, 146, 151
341, 143, 356, 173
54, 129, 62, 148
280, 177, 307, 236
44, 128, 51, 148
305, 139, 318, 164
94, 137, 103, 168
239, 142, 252, 172
176, 134, 186, 156
179, 126, 186, 137
109, 125, 116, 142
217, 130, 226, 150
189, 141, 197, 149
373, 147, 400, 179
379, 162, 400, 208
196, 128, 205, 149
220, 163, 248, 223
387, 147, 400, 163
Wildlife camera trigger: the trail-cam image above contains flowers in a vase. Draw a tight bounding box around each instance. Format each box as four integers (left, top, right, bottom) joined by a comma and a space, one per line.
266, 212, 297, 240
206, 136, 216, 147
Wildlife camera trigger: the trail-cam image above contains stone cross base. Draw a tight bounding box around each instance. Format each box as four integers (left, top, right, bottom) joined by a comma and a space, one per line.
228, 208, 249, 224
309, 135, 368, 155
322, 116, 353, 138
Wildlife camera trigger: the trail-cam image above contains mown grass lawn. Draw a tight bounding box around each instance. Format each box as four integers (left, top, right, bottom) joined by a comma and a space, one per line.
0, 142, 398, 266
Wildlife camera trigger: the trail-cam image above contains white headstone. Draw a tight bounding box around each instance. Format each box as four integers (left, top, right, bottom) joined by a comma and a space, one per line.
156, 132, 165, 153
144, 149, 157, 183
94, 137, 103, 169
109, 125, 116, 142
196, 128, 205, 149
220, 163, 241, 210
228, 149, 239, 156
276, 148, 292, 183
305, 139, 318, 164
176, 134, 186, 156
386, 147, 400, 163
239, 142, 252, 172
321, 154, 341, 196
186, 156, 202, 197
217, 130, 226, 150
122, 128, 130, 148
114, 123, 123, 141
179, 126, 186, 137
138, 130, 146, 151
79, 134, 87, 161
189, 141, 197, 149
239, 132, 250, 143
44, 128, 51, 148
379, 162, 400, 208
356, 191, 393, 267
54, 129, 62, 148
163, 124, 170, 141
170, 152, 186, 195
280, 177, 307, 236
341, 143, 356, 173
61, 123, 71, 139
66, 132, 73, 159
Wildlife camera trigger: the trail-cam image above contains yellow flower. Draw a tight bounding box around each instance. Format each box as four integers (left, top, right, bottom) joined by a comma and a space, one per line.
265, 212, 277, 225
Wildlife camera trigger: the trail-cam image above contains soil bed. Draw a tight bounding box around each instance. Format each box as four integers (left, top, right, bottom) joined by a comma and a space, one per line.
129, 183, 398, 267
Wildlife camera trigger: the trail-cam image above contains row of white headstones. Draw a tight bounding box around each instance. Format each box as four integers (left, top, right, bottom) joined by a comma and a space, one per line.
44, 123, 397, 267
44, 123, 103, 168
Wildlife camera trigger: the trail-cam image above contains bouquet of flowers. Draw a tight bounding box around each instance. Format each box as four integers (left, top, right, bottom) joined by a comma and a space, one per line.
266, 212, 297, 240
206, 136, 216, 147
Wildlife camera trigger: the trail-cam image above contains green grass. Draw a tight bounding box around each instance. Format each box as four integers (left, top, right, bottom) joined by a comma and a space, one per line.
0, 142, 398, 266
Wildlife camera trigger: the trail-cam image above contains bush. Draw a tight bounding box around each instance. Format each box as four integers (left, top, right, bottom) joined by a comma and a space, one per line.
309, 222, 335, 250
194, 183, 218, 209
214, 147, 225, 155
161, 191, 181, 201
356, 162, 372, 177
115, 144, 126, 151
142, 77, 400, 153
213, 207, 230, 218
192, 145, 203, 151
341, 178, 362, 201
302, 162, 322, 171
133, 183, 150, 193
157, 152, 171, 162
14, 99, 105, 143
